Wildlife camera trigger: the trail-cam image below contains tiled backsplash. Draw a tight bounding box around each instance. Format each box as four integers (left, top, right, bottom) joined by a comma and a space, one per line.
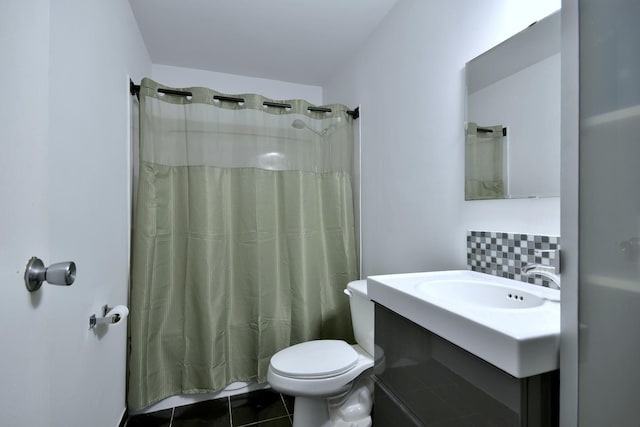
467, 231, 560, 287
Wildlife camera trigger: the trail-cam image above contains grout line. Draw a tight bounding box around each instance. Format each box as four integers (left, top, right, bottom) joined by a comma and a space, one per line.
237, 415, 292, 427
168, 407, 175, 427
228, 396, 233, 427
280, 394, 293, 425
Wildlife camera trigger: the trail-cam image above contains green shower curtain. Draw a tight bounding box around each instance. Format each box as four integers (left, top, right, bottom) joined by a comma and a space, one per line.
465, 122, 506, 200
128, 78, 358, 410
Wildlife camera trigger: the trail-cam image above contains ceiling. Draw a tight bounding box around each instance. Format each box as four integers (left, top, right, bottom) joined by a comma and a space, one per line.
129, 0, 399, 86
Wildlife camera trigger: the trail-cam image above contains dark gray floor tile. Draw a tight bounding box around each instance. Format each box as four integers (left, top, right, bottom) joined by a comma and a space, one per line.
126, 408, 172, 427
231, 389, 288, 426
172, 398, 230, 427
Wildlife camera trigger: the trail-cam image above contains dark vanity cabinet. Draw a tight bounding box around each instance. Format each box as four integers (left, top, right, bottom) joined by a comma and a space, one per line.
373, 304, 559, 426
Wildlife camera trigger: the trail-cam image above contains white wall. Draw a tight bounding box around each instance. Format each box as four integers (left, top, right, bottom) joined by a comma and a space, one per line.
46, 1, 150, 425
323, 0, 561, 277
0, 1, 51, 425
0, 1, 151, 426
152, 64, 323, 105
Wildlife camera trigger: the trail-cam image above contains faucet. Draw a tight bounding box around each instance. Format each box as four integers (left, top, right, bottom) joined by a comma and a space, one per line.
522, 250, 561, 289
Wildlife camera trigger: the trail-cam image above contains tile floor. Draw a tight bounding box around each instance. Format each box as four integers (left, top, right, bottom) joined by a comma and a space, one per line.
126, 389, 294, 427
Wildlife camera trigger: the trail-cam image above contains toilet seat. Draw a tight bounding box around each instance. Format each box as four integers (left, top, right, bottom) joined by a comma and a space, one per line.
270, 340, 358, 379
268, 343, 374, 398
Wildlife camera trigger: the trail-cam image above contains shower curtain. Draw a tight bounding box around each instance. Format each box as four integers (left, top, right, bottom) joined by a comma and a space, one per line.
465, 122, 506, 200
128, 78, 358, 410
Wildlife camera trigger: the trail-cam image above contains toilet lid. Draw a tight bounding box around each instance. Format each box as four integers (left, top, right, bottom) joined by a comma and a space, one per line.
270, 340, 358, 379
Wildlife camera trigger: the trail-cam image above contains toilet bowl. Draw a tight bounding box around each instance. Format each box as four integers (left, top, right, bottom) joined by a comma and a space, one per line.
267, 279, 374, 427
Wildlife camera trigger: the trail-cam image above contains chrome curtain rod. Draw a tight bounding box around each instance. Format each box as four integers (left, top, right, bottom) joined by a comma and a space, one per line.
129, 80, 359, 119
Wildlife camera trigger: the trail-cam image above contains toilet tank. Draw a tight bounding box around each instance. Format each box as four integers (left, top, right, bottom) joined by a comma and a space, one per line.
346, 279, 374, 356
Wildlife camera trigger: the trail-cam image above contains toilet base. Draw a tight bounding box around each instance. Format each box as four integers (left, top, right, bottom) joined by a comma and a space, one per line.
291, 376, 373, 427
293, 397, 330, 427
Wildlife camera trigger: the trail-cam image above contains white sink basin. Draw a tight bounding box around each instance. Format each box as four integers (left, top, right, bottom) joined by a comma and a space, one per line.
368, 270, 560, 378
416, 279, 551, 309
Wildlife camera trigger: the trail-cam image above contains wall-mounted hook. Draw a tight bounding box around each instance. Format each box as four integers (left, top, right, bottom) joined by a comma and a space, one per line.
24, 256, 76, 292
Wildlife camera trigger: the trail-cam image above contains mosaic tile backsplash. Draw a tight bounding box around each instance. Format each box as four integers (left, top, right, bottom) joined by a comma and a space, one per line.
467, 230, 560, 287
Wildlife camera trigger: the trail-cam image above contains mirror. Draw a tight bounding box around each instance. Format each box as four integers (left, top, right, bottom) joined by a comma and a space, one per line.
465, 11, 560, 200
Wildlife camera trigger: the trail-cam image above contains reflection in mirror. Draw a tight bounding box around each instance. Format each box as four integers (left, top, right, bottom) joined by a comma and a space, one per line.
465, 10, 560, 200
465, 123, 507, 200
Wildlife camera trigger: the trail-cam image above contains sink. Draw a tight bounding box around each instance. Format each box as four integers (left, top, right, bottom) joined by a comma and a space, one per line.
367, 270, 560, 378
416, 279, 548, 309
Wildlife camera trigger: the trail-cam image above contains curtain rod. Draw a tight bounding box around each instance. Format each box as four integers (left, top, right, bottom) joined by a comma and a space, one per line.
477, 126, 507, 137
129, 81, 359, 119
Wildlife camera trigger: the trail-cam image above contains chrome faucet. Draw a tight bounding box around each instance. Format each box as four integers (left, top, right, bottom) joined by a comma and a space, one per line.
522, 250, 561, 289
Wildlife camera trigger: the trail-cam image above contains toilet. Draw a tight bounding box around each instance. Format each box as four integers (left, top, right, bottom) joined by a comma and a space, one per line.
267, 279, 375, 427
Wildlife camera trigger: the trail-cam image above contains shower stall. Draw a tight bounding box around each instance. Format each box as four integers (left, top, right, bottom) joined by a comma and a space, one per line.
128, 79, 361, 413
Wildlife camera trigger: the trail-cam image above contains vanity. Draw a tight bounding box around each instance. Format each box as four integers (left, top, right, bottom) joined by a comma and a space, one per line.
368, 271, 560, 426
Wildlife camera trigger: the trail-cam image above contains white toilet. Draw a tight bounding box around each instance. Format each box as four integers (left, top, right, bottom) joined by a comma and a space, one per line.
267, 279, 375, 427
